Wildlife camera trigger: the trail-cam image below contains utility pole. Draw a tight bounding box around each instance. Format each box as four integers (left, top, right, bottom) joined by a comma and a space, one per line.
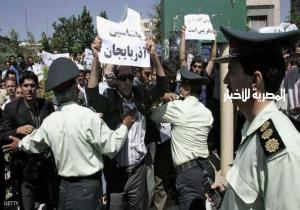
46, 14, 49, 37
220, 44, 234, 176
25, 8, 29, 38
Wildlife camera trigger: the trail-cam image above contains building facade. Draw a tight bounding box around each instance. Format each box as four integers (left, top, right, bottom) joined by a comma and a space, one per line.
246, 0, 280, 30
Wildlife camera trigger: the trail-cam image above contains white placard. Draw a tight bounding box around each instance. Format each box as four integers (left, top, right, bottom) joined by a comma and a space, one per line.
259, 26, 284, 33
97, 8, 149, 67
259, 23, 298, 33
100, 39, 150, 67
97, 8, 144, 40
32, 64, 43, 75
83, 48, 93, 70
184, 14, 215, 40
41, 51, 70, 67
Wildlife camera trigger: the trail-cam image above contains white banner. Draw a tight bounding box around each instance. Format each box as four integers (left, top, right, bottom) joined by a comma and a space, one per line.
100, 39, 150, 67
259, 23, 298, 33
97, 8, 144, 40
97, 8, 149, 67
41, 51, 70, 67
83, 48, 94, 70
184, 14, 215, 40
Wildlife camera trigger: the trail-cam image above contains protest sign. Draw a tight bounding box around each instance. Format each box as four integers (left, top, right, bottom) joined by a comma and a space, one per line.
259, 23, 298, 33
83, 48, 93, 70
184, 14, 215, 40
97, 8, 144, 40
41, 51, 70, 67
96, 8, 150, 67
100, 39, 149, 67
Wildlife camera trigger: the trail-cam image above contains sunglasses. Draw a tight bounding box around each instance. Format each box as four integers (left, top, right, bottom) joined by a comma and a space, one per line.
118, 74, 134, 82
192, 64, 203, 69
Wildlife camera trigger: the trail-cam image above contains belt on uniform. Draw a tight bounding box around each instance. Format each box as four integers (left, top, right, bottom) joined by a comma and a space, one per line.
60, 171, 101, 182
175, 157, 208, 174
118, 159, 145, 174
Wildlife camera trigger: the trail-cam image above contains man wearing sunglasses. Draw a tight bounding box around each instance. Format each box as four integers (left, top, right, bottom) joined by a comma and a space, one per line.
86, 37, 168, 210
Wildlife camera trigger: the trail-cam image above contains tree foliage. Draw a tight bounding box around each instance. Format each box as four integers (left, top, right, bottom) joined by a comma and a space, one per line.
41, 66, 54, 100
291, 0, 300, 29
51, 16, 78, 53
9, 28, 19, 52
152, 2, 161, 43
0, 36, 15, 69
50, 6, 95, 53
40, 32, 50, 51
78, 6, 95, 52
27, 31, 35, 44
99, 11, 108, 19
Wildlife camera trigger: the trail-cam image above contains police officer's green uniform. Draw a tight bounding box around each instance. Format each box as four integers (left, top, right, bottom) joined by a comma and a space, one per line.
215, 27, 300, 210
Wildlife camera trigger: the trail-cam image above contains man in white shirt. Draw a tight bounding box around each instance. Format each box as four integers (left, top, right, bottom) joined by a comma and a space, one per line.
3, 57, 135, 210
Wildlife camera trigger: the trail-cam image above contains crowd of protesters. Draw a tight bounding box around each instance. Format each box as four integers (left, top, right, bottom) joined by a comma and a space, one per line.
0, 23, 300, 210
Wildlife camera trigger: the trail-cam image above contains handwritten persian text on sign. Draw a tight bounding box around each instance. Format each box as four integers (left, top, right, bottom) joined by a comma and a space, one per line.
184, 14, 215, 40
100, 39, 150, 67
97, 8, 149, 67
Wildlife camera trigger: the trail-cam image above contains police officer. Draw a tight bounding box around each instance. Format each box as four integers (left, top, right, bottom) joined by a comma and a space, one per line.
213, 27, 300, 209
150, 67, 215, 210
2, 57, 135, 210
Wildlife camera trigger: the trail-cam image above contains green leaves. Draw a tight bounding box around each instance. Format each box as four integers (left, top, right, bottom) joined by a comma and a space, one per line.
291, 0, 300, 29
49, 6, 95, 53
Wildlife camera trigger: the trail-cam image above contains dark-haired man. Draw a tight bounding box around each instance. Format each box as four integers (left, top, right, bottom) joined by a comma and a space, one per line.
0, 71, 57, 210
9, 55, 20, 82
212, 27, 300, 209
26, 56, 35, 72
86, 37, 168, 210
179, 26, 217, 106
2, 60, 11, 80
2, 57, 135, 210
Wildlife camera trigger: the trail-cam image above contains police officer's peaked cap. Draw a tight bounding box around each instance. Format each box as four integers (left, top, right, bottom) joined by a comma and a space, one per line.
214, 26, 300, 63
179, 66, 209, 85
46, 57, 79, 91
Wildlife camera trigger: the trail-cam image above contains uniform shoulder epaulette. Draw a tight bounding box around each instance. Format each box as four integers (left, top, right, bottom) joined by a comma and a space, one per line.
257, 119, 286, 157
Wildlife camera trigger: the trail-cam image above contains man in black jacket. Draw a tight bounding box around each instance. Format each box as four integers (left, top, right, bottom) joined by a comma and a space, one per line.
0, 108, 4, 210
0, 71, 57, 210
86, 37, 168, 210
